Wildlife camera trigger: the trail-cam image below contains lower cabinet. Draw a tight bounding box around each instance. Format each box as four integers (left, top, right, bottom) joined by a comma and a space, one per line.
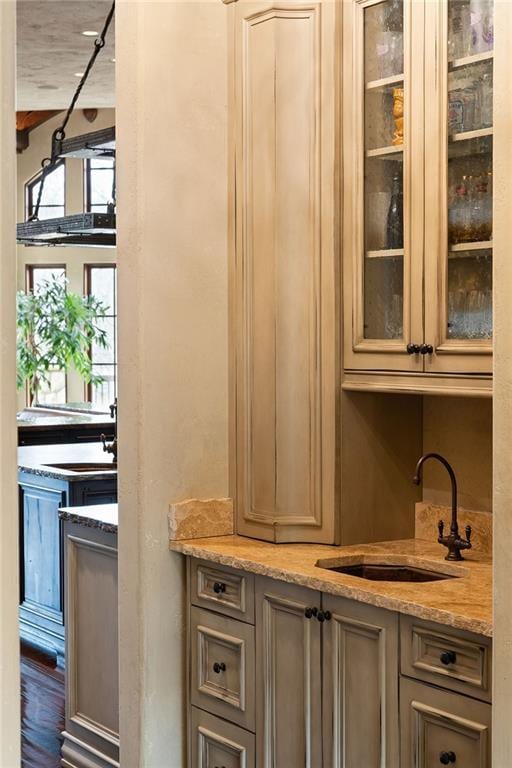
400, 677, 492, 768
255, 578, 323, 767
190, 708, 255, 768
187, 558, 492, 768
322, 593, 399, 767
18, 470, 118, 663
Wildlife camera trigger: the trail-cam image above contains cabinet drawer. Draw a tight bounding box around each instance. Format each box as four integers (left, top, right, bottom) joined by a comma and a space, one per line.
401, 615, 491, 702
190, 607, 255, 731
189, 558, 255, 623
190, 707, 255, 768
400, 677, 491, 768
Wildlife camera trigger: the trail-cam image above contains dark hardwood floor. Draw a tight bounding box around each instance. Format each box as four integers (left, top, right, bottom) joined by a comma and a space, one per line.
21, 643, 64, 768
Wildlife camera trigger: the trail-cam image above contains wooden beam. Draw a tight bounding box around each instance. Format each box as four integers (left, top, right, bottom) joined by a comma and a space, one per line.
16, 110, 61, 132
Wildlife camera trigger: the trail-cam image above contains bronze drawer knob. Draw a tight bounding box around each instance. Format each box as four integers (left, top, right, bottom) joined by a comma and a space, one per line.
439, 751, 456, 764
213, 582, 226, 594
213, 662, 226, 674
440, 650, 457, 666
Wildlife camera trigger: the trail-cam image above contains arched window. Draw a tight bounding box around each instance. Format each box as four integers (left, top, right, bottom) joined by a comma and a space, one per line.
25, 161, 65, 221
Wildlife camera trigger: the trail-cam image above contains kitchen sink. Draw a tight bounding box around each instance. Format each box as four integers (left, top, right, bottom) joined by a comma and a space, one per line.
316, 556, 465, 583
43, 462, 117, 473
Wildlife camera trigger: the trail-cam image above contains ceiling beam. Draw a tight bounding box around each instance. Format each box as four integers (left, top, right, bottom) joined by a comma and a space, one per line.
16, 110, 62, 153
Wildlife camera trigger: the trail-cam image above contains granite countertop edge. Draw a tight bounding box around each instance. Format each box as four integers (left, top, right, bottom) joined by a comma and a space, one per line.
59, 509, 118, 534
169, 535, 492, 638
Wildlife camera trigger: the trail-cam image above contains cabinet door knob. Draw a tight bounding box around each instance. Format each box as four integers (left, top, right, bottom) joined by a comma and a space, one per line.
440, 650, 457, 666
213, 581, 226, 594
420, 343, 434, 355
304, 607, 317, 619
406, 343, 421, 355
213, 662, 226, 674
439, 751, 456, 764
317, 610, 332, 623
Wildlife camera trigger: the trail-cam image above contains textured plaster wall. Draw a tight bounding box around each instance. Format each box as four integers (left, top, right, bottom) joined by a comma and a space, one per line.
116, 1, 229, 765
0, 2, 20, 765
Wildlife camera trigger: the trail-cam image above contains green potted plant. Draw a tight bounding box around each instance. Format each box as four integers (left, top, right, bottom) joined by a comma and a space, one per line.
17, 275, 109, 405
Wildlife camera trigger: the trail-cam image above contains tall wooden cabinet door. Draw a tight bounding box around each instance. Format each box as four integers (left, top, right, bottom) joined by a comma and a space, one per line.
342, 0, 425, 374
255, 577, 322, 768
400, 677, 492, 768
233, 0, 338, 543
423, 0, 493, 375
322, 594, 399, 768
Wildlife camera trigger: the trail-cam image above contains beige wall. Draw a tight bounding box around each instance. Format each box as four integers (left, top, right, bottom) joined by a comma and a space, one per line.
16, 108, 116, 407
493, 0, 512, 761
0, 2, 20, 765
422, 397, 492, 512
116, 1, 229, 765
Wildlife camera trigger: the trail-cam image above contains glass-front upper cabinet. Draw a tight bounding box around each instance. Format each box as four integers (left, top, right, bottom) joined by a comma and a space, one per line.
424, 0, 493, 375
343, 0, 425, 373
343, 0, 494, 389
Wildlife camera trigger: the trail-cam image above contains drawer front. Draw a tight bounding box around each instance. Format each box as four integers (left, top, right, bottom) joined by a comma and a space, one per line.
190, 607, 255, 731
190, 707, 255, 768
401, 615, 492, 702
400, 677, 491, 768
190, 558, 255, 623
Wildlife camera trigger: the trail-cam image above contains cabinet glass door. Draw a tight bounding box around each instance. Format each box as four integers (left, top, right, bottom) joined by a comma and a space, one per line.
363, 0, 405, 342
343, 0, 424, 372
425, 0, 493, 373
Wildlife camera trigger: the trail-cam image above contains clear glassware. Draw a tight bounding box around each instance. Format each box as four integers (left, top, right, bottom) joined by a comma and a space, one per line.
449, 0, 471, 60
470, 0, 494, 54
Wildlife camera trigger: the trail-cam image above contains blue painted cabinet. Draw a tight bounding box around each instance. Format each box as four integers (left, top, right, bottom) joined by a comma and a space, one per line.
18, 470, 117, 664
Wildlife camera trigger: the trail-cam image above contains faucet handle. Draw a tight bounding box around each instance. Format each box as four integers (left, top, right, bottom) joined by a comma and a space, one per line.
438, 520, 444, 538
465, 525, 472, 544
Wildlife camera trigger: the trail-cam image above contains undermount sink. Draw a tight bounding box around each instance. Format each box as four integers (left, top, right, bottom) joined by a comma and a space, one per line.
43, 462, 117, 473
316, 556, 466, 583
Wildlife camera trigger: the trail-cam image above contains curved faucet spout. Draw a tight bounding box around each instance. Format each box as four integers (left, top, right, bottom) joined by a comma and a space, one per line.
413, 452, 457, 530
412, 452, 471, 561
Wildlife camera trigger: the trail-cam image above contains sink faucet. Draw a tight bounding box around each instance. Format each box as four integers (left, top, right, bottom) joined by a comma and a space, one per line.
413, 452, 471, 561
101, 397, 117, 464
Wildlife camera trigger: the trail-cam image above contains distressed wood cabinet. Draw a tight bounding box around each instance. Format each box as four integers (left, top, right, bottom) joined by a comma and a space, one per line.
18, 469, 117, 663
187, 558, 493, 767
231, 0, 338, 542
342, 0, 494, 395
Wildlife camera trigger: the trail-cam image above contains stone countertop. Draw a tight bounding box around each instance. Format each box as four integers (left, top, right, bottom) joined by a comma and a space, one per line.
170, 535, 492, 637
18, 442, 117, 481
17, 407, 113, 430
59, 503, 118, 534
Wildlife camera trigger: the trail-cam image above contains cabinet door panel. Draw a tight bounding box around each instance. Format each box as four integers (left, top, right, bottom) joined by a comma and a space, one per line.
424, 0, 493, 374
400, 677, 491, 768
343, 0, 425, 373
234, 0, 337, 543
322, 594, 399, 767
190, 708, 255, 768
255, 577, 322, 768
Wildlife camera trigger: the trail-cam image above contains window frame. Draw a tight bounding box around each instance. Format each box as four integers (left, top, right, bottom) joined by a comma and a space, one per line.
25, 159, 66, 222
24, 264, 68, 405
84, 263, 118, 405
83, 157, 116, 214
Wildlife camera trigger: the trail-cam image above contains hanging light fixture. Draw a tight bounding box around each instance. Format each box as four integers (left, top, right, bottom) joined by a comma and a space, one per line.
16, 1, 116, 248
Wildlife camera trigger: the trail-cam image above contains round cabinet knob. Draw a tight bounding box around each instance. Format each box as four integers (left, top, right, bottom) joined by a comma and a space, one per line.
213, 662, 226, 674
440, 650, 457, 666
317, 610, 332, 623
213, 582, 226, 594
407, 343, 421, 355
420, 343, 434, 355
304, 607, 317, 619
439, 751, 456, 764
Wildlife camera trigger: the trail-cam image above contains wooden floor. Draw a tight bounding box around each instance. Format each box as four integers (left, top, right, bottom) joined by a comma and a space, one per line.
21, 643, 64, 768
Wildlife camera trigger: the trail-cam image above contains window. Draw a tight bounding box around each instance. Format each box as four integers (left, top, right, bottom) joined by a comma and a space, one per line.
25, 265, 67, 405
85, 265, 117, 408
25, 162, 65, 221
84, 158, 115, 213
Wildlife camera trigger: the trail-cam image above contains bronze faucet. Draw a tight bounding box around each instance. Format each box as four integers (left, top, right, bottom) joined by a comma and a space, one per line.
413, 452, 471, 561
101, 397, 117, 464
